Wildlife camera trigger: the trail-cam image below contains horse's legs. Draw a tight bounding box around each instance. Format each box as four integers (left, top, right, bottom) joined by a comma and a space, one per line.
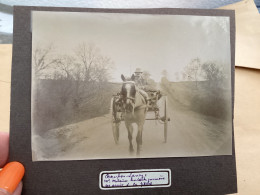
136, 124, 143, 156
125, 122, 134, 153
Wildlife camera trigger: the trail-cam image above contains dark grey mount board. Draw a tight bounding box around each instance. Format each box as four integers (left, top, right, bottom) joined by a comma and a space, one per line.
9, 6, 237, 195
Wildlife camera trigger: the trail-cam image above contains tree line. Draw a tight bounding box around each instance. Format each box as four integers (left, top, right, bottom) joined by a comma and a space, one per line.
32, 43, 116, 134
162, 58, 228, 89
33, 42, 113, 82
160, 58, 231, 120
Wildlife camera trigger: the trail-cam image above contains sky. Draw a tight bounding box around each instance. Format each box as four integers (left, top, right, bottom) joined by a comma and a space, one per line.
32, 11, 231, 82
0, 12, 12, 33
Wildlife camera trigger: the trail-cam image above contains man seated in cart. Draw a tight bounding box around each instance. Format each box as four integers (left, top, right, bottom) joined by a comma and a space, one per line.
132, 68, 150, 102
133, 68, 161, 110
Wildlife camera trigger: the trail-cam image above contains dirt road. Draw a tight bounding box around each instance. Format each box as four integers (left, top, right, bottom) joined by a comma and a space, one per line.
33, 94, 232, 161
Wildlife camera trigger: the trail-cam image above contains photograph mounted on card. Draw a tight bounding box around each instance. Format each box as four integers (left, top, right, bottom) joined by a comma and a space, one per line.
10, 6, 236, 195
31, 10, 233, 161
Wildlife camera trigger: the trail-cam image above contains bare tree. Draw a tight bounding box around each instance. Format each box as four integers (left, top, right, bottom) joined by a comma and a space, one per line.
52, 55, 83, 108
201, 62, 225, 87
184, 58, 201, 87
32, 44, 58, 78
54, 55, 76, 80
72, 43, 113, 109
75, 43, 99, 82
75, 43, 113, 82
92, 55, 113, 83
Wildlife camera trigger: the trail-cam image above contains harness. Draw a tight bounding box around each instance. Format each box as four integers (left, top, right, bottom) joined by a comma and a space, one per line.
120, 81, 147, 114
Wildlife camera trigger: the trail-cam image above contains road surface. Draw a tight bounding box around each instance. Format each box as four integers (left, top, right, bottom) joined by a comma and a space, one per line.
33, 93, 232, 161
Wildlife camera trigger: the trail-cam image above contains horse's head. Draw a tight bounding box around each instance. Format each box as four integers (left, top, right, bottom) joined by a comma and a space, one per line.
121, 74, 136, 112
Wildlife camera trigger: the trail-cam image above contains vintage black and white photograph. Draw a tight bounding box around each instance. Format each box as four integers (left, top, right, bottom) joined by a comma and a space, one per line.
31, 11, 232, 161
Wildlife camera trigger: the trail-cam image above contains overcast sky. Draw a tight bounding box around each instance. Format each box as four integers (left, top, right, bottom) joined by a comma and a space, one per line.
32, 11, 231, 82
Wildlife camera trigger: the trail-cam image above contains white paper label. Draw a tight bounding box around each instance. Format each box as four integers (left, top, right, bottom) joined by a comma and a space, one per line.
99, 169, 171, 190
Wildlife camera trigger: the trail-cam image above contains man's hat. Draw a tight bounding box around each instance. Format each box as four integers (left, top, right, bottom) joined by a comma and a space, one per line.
135, 68, 142, 73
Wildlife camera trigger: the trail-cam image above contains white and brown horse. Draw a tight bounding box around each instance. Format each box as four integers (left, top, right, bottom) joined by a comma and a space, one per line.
121, 74, 147, 156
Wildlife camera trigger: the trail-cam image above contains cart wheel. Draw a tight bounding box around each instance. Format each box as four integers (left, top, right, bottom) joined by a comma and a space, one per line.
164, 97, 168, 143
112, 121, 119, 144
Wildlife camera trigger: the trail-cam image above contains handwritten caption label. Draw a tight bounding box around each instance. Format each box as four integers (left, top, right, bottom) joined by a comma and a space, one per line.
99, 169, 171, 190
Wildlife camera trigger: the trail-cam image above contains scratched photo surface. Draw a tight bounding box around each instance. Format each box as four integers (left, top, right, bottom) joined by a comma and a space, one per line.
31, 11, 232, 161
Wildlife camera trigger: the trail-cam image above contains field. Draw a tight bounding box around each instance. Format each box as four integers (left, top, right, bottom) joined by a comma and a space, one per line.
32, 79, 121, 135
160, 78, 232, 120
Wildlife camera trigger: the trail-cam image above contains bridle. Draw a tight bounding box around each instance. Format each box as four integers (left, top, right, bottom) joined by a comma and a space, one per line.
121, 81, 136, 113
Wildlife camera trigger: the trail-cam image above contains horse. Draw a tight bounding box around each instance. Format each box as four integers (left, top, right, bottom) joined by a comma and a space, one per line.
120, 74, 147, 156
